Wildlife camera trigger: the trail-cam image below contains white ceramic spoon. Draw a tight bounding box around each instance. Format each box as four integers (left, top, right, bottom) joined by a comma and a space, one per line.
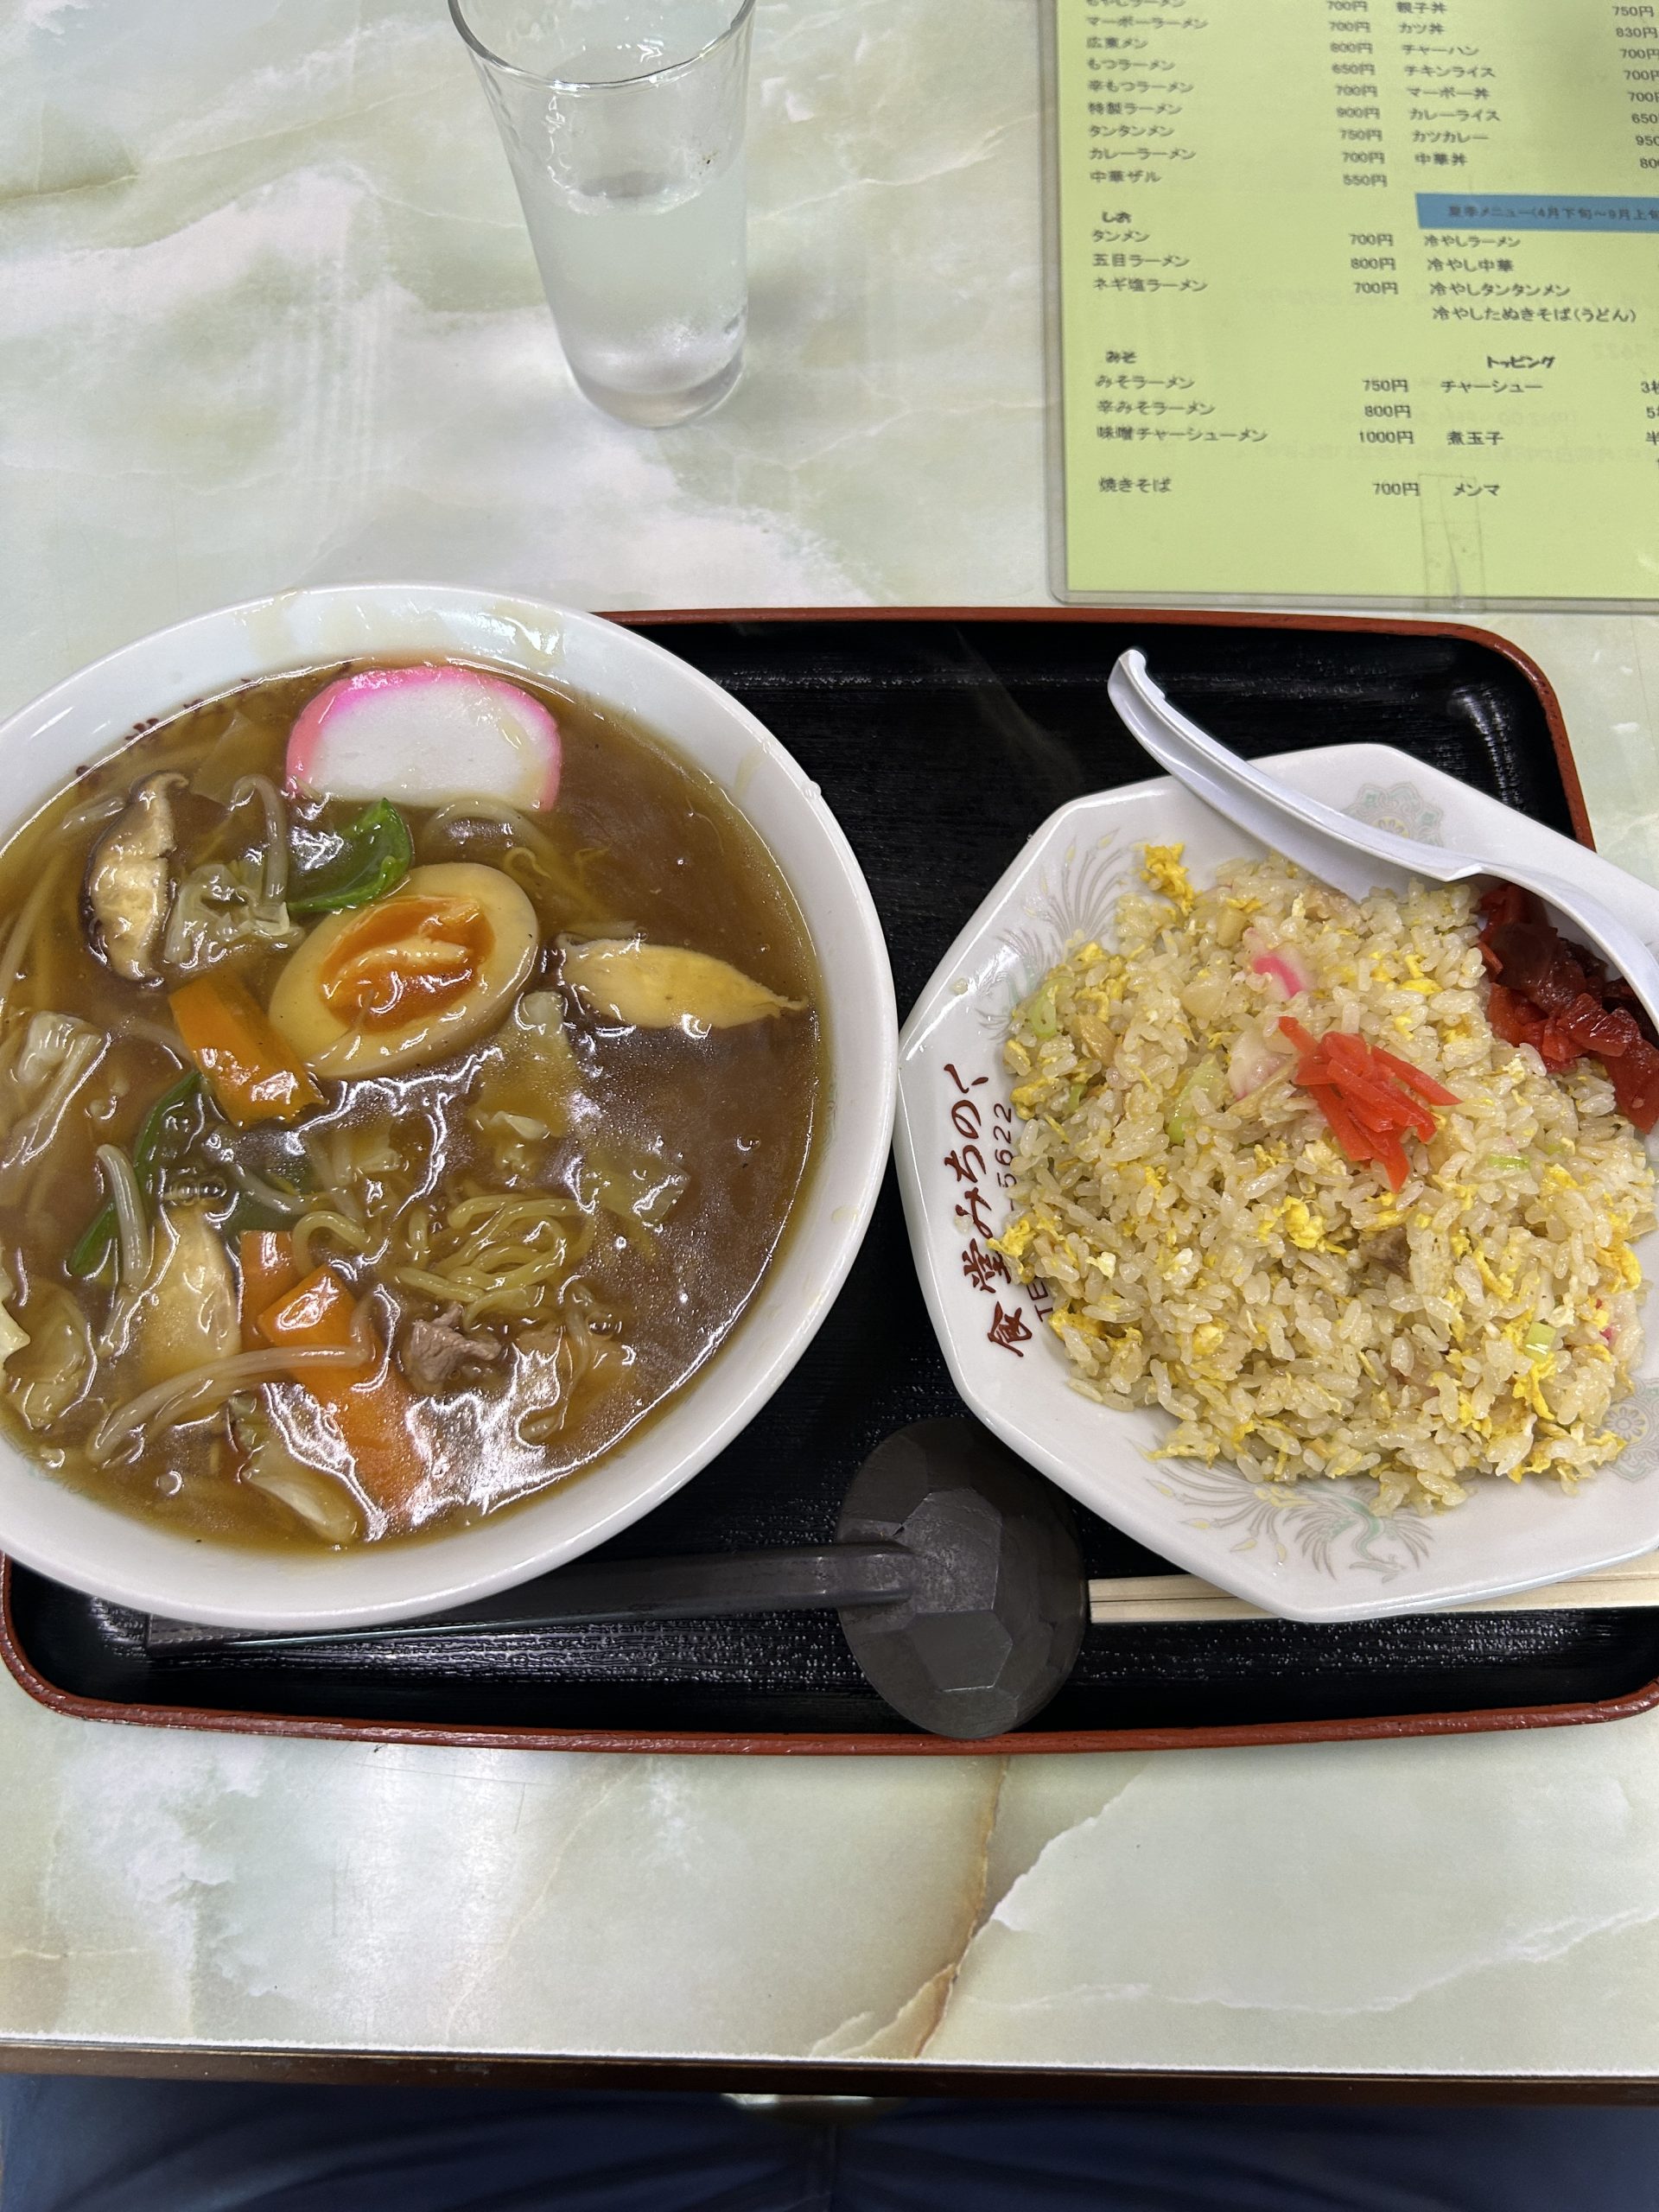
1108, 647, 1659, 1034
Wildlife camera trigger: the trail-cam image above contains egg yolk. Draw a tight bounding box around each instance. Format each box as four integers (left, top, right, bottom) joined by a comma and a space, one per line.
318, 895, 493, 1029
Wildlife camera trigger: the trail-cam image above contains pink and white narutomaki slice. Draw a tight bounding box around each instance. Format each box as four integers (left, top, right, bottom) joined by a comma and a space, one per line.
286, 667, 562, 812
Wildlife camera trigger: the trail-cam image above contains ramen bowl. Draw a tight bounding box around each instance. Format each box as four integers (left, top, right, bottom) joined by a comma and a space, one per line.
0, 587, 895, 1629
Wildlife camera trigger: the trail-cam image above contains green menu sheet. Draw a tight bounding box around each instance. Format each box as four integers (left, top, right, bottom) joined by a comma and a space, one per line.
1051, 0, 1659, 603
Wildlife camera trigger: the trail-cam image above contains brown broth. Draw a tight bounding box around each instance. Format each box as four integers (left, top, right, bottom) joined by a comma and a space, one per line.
0, 660, 821, 1549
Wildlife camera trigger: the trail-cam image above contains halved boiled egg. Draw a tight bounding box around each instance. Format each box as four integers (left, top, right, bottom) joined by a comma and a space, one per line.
268, 862, 539, 1078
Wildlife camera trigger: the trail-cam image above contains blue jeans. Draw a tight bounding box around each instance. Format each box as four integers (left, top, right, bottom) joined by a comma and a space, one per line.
0, 2078, 1654, 2210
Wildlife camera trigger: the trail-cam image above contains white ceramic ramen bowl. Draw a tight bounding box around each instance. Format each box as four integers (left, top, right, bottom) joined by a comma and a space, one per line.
0, 586, 896, 1629
896, 745, 1659, 1624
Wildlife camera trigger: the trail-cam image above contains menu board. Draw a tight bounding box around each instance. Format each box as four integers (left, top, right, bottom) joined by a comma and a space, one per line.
1050, 0, 1659, 603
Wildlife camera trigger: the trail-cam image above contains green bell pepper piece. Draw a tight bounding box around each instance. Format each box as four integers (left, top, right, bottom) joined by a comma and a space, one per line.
68, 1071, 203, 1279
288, 800, 413, 915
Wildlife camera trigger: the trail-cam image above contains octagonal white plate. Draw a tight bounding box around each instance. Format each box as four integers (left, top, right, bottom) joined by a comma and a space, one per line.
894, 743, 1659, 1623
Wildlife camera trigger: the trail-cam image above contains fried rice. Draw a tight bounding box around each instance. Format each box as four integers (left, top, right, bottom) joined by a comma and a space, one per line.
995, 848, 1656, 1511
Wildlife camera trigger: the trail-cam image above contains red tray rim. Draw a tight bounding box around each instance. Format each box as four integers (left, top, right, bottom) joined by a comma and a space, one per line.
4, 601, 1636, 1758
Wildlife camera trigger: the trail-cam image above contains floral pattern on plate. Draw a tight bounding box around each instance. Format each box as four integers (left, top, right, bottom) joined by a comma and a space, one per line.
972, 833, 1134, 1038
1148, 1458, 1433, 1582
1345, 779, 1445, 846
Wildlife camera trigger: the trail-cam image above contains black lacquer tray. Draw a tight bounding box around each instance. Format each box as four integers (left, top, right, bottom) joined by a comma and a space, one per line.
10, 607, 1658, 1756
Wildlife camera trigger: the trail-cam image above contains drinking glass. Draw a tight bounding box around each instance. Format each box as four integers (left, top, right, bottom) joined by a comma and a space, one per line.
451, 0, 753, 428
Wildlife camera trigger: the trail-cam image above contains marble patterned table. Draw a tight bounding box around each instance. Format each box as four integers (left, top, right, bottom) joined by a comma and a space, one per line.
6, 0, 1659, 2090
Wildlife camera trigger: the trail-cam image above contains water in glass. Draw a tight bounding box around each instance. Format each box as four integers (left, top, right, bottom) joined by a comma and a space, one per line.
458, 0, 752, 428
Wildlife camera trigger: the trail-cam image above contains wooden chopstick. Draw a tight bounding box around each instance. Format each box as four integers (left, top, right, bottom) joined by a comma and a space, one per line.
1087, 1554, 1659, 1625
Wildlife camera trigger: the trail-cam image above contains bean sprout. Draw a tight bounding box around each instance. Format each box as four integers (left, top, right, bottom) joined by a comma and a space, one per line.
229, 774, 290, 917
94, 1143, 150, 1287
230, 1163, 308, 1217
424, 799, 561, 865
90, 1307, 377, 1465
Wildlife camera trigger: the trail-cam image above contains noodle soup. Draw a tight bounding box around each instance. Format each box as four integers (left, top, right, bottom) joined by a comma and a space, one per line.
0, 660, 819, 1549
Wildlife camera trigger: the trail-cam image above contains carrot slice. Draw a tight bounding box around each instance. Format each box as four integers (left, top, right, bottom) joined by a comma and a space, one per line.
257, 1267, 362, 1357
255, 1266, 424, 1516
238, 1230, 302, 1351
168, 974, 323, 1127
